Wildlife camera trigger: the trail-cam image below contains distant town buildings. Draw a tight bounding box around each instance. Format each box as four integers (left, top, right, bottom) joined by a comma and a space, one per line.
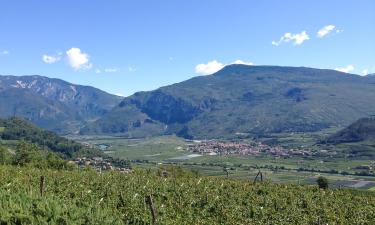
188, 140, 317, 157
73, 157, 131, 173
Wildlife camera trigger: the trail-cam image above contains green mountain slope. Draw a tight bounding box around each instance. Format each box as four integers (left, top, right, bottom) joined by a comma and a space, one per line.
82, 65, 375, 139
326, 117, 375, 143
0, 75, 122, 133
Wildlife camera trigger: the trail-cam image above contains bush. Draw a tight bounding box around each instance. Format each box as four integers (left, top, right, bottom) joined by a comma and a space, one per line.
316, 176, 329, 189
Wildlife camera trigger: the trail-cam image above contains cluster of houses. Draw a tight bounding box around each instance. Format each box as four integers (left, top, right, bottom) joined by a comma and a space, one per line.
188, 140, 316, 157
72, 157, 131, 173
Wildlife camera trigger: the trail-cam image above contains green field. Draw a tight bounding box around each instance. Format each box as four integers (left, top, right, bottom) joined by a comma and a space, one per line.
72, 134, 375, 190
1, 165, 374, 224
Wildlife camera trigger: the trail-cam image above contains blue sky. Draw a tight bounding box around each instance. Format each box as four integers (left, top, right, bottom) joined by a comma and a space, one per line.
0, 0, 374, 96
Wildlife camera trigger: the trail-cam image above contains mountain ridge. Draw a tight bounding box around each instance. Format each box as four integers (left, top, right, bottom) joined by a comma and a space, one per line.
0, 74, 122, 133
81, 65, 375, 139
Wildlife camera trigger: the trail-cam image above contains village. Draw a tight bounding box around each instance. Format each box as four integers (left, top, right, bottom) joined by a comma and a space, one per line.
188, 140, 317, 157
72, 157, 131, 173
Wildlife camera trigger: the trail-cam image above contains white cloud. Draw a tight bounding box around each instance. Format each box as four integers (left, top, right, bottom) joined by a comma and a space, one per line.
128, 67, 137, 72
231, 60, 254, 66
195, 59, 254, 75
272, 31, 310, 46
0, 50, 9, 55
195, 60, 225, 75
66, 47, 92, 70
317, 25, 338, 38
115, 93, 125, 97
362, 69, 369, 76
104, 68, 118, 73
95, 69, 101, 74
335, 65, 355, 73
42, 54, 61, 64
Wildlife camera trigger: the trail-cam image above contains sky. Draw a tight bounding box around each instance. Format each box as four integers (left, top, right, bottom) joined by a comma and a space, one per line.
0, 0, 374, 96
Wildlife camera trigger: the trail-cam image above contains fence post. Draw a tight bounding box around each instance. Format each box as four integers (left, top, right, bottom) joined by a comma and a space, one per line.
145, 195, 157, 224
40, 176, 45, 197
253, 170, 262, 184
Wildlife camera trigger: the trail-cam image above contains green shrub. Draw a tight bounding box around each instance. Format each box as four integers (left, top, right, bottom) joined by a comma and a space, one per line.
317, 176, 329, 189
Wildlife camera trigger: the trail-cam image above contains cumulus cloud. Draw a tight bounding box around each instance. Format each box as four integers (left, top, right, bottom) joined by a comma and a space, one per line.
231, 60, 254, 66
272, 31, 309, 46
42, 54, 61, 64
335, 65, 355, 73
362, 69, 369, 76
128, 67, 137, 72
95, 69, 101, 74
66, 47, 92, 70
0, 50, 9, 55
195, 60, 225, 75
195, 59, 254, 75
317, 25, 339, 38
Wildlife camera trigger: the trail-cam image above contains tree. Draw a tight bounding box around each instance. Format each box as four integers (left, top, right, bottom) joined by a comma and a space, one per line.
13, 141, 44, 167
316, 176, 329, 189
46, 152, 73, 170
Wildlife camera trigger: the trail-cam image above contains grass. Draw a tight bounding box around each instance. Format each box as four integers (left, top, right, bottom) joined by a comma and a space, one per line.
1, 165, 375, 224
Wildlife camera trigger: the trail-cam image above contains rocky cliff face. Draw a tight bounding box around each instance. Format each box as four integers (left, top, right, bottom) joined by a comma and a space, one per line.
0, 75, 122, 133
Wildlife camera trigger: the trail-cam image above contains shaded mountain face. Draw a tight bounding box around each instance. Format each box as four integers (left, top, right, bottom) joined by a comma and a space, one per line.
325, 117, 375, 143
0, 75, 122, 133
81, 65, 375, 139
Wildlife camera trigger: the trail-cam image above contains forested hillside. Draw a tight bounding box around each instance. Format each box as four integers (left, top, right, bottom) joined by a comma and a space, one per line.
0, 117, 100, 158
326, 117, 375, 143
82, 65, 375, 139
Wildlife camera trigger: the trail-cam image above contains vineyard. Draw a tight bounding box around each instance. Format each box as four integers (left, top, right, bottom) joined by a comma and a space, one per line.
0, 165, 375, 224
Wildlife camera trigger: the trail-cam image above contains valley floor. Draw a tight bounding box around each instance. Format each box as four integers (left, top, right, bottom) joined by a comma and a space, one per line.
71, 133, 375, 191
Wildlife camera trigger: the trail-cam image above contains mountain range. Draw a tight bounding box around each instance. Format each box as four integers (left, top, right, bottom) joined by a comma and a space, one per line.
0, 75, 122, 133
80, 65, 375, 139
2, 66, 375, 139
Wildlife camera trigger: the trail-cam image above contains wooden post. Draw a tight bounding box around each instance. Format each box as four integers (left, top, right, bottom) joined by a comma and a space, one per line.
28, 174, 32, 195
253, 170, 262, 184
145, 195, 157, 224
40, 176, 45, 197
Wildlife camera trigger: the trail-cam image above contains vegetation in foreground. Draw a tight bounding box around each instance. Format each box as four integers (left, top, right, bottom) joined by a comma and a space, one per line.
0, 165, 374, 224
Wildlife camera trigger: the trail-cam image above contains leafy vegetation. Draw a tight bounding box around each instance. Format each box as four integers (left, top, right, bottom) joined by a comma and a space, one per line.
0, 140, 74, 170
0, 117, 98, 158
316, 176, 329, 189
0, 165, 374, 224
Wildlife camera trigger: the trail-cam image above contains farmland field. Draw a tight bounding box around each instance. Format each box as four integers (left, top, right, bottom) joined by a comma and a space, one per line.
71, 134, 375, 190
0, 165, 374, 224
